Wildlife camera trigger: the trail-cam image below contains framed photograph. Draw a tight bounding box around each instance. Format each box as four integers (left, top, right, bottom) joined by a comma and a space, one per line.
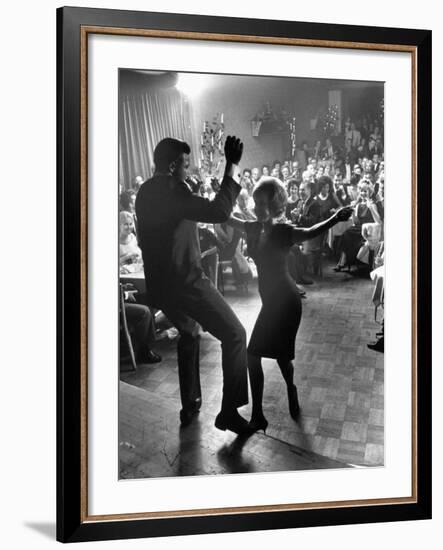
57, 6, 432, 543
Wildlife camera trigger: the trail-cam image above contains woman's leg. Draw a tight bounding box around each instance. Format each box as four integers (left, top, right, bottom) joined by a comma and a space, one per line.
247, 352, 268, 431
277, 358, 300, 419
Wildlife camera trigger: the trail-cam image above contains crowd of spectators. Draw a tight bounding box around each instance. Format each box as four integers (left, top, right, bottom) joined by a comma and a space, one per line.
118, 113, 385, 355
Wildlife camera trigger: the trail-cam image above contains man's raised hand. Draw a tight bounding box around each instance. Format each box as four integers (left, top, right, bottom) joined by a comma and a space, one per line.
224, 135, 243, 165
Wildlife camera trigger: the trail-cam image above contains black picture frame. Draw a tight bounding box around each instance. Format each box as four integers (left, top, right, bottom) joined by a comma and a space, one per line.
57, 6, 432, 543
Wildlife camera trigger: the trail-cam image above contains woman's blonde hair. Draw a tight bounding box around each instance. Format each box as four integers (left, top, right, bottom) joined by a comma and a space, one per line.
358, 180, 374, 196
119, 210, 134, 226
252, 177, 288, 217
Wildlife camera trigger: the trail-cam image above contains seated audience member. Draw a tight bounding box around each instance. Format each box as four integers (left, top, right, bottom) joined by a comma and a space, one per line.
374, 175, 384, 224
241, 168, 252, 189
293, 181, 321, 228
281, 165, 291, 183
292, 167, 302, 185
334, 182, 382, 273
353, 164, 363, 180
209, 176, 221, 194
184, 172, 203, 194
262, 164, 270, 177
291, 160, 300, 176
251, 167, 261, 185
272, 160, 282, 178
344, 155, 353, 183
235, 189, 256, 221
287, 180, 321, 280
120, 189, 137, 214
306, 163, 316, 182
215, 222, 252, 292
346, 174, 361, 204
271, 166, 280, 178
372, 153, 382, 175
119, 211, 142, 273
132, 175, 144, 193
367, 242, 385, 352
201, 180, 215, 200
120, 189, 138, 234
315, 176, 341, 220
122, 285, 161, 364
323, 138, 335, 158
316, 165, 325, 183
285, 179, 300, 221
199, 225, 219, 286
333, 173, 351, 206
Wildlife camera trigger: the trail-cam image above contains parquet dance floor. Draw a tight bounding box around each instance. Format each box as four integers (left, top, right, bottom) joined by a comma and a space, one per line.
120, 262, 384, 478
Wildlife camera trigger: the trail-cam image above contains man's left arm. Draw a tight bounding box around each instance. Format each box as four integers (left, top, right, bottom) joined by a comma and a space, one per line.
178, 136, 244, 224
177, 168, 241, 224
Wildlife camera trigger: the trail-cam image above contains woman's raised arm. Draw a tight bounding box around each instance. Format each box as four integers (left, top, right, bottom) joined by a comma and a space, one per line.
226, 215, 247, 235
290, 206, 353, 244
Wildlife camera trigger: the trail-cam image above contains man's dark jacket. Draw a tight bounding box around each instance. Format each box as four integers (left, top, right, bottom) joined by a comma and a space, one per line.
135, 173, 240, 307
298, 195, 322, 227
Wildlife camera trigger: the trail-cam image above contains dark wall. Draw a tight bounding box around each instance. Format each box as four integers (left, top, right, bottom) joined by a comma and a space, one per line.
118, 70, 384, 177
191, 74, 330, 170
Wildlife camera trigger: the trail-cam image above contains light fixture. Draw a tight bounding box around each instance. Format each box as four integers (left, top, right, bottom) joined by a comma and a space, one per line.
175, 73, 210, 98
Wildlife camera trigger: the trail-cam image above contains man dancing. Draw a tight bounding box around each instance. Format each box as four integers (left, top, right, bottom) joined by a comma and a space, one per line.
135, 136, 250, 434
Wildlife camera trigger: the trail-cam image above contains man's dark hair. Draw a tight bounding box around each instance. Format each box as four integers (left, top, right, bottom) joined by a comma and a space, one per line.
153, 138, 191, 171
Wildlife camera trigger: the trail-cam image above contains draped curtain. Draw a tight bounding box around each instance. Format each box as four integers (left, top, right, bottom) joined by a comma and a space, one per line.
119, 87, 197, 190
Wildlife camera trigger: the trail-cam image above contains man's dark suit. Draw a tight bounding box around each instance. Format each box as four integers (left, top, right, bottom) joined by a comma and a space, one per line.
135, 173, 248, 414
298, 196, 321, 228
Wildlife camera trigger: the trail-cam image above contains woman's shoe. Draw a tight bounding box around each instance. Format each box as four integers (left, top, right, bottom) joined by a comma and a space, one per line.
287, 384, 300, 419
248, 414, 269, 434
333, 265, 344, 272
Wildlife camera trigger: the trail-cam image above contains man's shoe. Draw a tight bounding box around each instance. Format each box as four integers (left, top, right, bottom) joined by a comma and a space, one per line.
215, 410, 252, 435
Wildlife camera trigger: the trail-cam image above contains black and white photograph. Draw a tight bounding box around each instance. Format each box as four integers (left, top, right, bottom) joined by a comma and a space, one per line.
118, 69, 385, 479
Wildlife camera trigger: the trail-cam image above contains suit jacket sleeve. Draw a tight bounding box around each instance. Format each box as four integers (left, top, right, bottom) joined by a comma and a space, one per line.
174, 175, 242, 223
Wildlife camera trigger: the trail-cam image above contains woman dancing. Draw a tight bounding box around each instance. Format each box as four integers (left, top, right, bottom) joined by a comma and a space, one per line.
228, 178, 353, 433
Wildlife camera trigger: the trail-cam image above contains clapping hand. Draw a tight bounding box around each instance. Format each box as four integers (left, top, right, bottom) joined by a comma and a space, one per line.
224, 135, 243, 165
335, 206, 353, 222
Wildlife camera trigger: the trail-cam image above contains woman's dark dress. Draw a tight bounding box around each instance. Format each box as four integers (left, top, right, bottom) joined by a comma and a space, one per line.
245, 222, 302, 360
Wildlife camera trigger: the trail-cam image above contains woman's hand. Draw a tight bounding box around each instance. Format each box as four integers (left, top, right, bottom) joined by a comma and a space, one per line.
334, 206, 354, 222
